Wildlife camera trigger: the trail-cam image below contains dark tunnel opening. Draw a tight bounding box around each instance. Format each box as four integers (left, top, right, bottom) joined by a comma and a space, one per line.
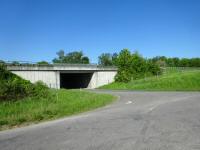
60, 73, 93, 89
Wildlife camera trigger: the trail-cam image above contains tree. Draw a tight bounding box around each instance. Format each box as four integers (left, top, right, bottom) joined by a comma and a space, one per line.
0, 60, 5, 64
112, 53, 118, 66
171, 57, 180, 67
179, 58, 190, 67
52, 50, 65, 63
166, 58, 174, 67
115, 49, 161, 82
115, 49, 133, 82
152, 56, 167, 67
81, 56, 90, 64
190, 58, 200, 67
11, 61, 20, 65
52, 50, 90, 64
37, 61, 49, 65
98, 53, 113, 66
98, 53, 118, 66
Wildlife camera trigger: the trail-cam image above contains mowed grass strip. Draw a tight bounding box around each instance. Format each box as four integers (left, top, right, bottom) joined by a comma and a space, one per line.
100, 70, 200, 91
0, 89, 116, 130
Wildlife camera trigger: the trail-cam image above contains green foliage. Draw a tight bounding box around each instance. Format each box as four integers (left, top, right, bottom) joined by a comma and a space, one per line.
147, 60, 162, 75
152, 56, 200, 67
98, 53, 113, 66
115, 70, 131, 82
101, 70, 200, 91
115, 49, 161, 82
0, 60, 5, 64
98, 52, 118, 66
0, 89, 115, 130
31, 81, 50, 99
114, 49, 132, 82
0, 64, 50, 101
11, 61, 20, 65
37, 61, 49, 65
53, 50, 90, 64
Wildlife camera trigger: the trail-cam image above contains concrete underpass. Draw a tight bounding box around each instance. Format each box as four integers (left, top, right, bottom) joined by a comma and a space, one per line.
7, 64, 117, 89
60, 73, 93, 89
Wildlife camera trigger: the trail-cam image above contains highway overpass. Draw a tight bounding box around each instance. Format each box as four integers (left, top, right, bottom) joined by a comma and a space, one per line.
6, 64, 117, 89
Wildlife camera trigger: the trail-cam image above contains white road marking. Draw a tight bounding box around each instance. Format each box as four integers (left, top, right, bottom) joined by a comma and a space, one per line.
126, 101, 132, 104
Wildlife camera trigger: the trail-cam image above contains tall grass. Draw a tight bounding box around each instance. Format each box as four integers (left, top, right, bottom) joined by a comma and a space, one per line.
100, 69, 200, 91
0, 89, 115, 130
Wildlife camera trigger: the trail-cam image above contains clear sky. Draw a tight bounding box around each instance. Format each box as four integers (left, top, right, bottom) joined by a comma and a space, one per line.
0, 0, 200, 63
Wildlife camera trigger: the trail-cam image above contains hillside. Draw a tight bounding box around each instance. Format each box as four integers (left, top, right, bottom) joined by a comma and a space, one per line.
100, 70, 200, 91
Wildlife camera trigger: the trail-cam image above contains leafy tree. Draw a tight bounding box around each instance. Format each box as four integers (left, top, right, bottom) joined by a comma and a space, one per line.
152, 56, 167, 63
156, 60, 167, 67
171, 57, 180, 67
52, 49, 65, 63
11, 61, 20, 65
98, 53, 113, 66
81, 56, 90, 64
0, 60, 5, 64
166, 58, 174, 67
131, 51, 147, 79
146, 60, 162, 75
115, 49, 161, 82
53, 50, 90, 64
190, 58, 200, 67
98, 53, 118, 66
37, 61, 49, 65
112, 53, 118, 66
115, 49, 133, 82
179, 58, 190, 67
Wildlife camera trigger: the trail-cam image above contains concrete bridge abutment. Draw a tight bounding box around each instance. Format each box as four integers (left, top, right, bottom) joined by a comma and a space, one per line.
7, 65, 117, 89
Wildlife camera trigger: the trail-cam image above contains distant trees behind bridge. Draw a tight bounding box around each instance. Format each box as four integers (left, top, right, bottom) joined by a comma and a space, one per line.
52, 50, 90, 64
1, 49, 199, 83
98, 51, 200, 68
1, 49, 199, 68
97, 49, 200, 82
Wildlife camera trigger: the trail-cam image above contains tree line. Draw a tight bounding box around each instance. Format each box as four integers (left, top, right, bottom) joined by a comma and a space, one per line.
1, 49, 199, 68
150, 56, 200, 67
1, 49, 199, 82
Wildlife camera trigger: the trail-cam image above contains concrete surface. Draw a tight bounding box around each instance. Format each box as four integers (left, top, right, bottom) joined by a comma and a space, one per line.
0, 90, 200, 150
8, 65, 117, 89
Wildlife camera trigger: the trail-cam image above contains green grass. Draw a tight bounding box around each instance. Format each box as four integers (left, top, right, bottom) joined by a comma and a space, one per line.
0, 89, 116, 130
100, 70, 200, 91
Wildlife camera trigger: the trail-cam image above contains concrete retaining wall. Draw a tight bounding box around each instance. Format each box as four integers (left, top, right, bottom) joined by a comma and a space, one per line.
9, 65, 117, 89
12, 71, 60, 89
88, 71, 117, 88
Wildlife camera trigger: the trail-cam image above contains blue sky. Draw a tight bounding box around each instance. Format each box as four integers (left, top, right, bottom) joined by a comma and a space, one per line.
0, 0, 200, 63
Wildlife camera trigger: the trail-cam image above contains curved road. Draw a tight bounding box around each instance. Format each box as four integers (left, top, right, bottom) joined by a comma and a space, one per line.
0, 90, 200, 150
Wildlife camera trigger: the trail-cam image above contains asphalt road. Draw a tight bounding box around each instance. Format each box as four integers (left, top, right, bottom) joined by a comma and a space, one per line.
0, 90, 200, 150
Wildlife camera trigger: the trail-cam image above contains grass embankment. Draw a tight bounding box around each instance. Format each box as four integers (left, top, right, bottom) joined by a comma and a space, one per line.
100, 69, 200, 91
0, 89, 115, 130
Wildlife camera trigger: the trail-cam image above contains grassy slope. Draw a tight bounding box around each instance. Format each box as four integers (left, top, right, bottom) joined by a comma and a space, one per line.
0, 89, 116, 130
100, 70, 200, 91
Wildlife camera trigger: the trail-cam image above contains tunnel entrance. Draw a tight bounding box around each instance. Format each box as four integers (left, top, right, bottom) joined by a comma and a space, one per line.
60, 73, 93, 89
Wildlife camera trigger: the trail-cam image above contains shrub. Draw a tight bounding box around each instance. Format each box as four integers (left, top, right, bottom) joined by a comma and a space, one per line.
31, 81, 51, 99
146, 60, 162, 75
115, 49, 162, 82
0, 64, 51, 101
115, 70, 131, 82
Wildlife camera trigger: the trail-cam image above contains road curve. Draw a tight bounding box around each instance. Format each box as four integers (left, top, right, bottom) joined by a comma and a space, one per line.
0, 90, 200, 150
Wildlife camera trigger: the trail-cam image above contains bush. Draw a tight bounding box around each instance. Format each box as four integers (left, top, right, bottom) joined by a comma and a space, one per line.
31, 81, 51, 99
115, 49, 162, 82
115, 70, 131, 82
147, 60, 162, 76
0, 64, 51, 101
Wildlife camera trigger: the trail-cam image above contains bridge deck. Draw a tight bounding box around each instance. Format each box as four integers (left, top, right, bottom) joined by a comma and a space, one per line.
6, 64, 117, 71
